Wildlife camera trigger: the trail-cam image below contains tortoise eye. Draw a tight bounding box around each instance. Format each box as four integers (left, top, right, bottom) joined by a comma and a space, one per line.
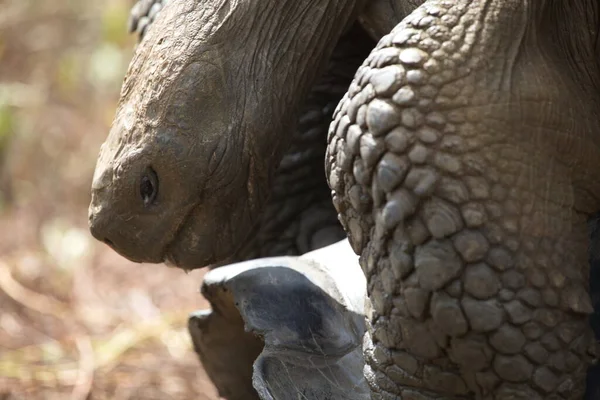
140, 167, 158, 206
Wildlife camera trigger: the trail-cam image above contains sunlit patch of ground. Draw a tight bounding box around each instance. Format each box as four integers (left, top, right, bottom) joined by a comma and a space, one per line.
0, 1, 219, 398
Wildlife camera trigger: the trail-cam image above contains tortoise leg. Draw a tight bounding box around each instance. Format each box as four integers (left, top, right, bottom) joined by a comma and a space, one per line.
327, 1, 600, 399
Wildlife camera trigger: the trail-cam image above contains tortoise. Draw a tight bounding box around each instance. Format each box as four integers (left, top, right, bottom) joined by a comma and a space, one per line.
89, 0, 600, 398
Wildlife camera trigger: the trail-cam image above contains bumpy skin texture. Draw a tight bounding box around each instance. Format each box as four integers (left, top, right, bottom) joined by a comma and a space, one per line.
326, 1, 600, 399
128, 0, 168, 39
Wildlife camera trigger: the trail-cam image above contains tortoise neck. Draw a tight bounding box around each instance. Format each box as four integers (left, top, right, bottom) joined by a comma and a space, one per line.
220, 0, 368, 205
358, 0, 421, 40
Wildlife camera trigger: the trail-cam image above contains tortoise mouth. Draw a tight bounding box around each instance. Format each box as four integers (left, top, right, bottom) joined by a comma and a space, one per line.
160, 213, 191, 268
159, 201, 217, 270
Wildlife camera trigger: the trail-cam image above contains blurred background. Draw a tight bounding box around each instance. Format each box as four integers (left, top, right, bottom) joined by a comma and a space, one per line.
0, 0, 219, 398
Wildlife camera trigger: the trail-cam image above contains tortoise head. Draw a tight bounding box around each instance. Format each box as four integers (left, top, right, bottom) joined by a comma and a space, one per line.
88, 0, 364, 269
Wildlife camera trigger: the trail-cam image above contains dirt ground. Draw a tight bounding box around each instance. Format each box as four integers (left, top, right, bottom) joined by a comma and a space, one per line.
0, 0, 220, 398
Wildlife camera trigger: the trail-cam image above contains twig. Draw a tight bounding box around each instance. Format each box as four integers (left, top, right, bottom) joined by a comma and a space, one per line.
0, 260, 69, 319
70, 336, 94, 400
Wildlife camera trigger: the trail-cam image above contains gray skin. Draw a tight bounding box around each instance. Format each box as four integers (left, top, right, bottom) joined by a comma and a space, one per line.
87, 0, 416, 269
121, 4, 374, 265
88, 0, 600, 399
89, 2, 375, 268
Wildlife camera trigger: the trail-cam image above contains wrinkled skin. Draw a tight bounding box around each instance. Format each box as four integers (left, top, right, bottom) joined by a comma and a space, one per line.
105, 3, 371, 399
89, 0, 600, 399
124, 2, 372, 266
88, 0, 367, 268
